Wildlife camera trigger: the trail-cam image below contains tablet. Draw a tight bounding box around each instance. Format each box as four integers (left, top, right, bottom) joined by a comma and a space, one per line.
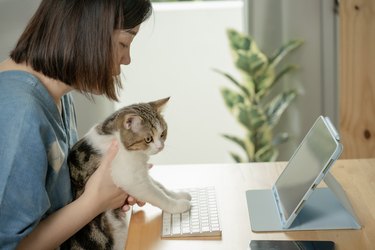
272, 116, 343, 228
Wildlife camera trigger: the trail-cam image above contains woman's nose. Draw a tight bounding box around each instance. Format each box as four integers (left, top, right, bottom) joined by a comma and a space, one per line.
121, 54, 131, 65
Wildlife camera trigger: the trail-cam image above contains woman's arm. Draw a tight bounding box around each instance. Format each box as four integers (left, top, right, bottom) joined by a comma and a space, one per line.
17, 141, 128, 250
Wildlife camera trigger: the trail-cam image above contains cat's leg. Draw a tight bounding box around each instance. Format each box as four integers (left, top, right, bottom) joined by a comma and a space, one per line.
106, 209, 129, 250
120, 178, 191, 214
151, 178, 192, 201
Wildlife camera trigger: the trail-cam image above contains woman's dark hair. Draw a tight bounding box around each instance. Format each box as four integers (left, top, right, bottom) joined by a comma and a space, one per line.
10, 0, 152, 100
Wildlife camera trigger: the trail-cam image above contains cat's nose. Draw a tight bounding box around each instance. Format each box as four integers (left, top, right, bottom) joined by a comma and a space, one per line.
156, 143, 164, 151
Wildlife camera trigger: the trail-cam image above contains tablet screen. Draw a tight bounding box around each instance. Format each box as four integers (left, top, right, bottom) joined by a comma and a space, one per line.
274, 117, 340, 222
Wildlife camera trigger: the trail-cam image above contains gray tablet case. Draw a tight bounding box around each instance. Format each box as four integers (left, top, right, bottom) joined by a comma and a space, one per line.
246, 116, 361, 232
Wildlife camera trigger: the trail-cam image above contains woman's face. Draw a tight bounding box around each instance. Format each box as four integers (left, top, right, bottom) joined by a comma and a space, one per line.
113, 25, 140, 75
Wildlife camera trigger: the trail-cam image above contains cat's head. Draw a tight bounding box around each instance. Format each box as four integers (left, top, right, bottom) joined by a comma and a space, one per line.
117, 97, 169, 155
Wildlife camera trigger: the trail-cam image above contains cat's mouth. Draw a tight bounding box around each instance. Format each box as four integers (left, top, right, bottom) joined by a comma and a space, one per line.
147, 148, 162, 155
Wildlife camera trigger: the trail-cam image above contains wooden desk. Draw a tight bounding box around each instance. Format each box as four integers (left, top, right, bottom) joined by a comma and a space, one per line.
125, 159, 375, 250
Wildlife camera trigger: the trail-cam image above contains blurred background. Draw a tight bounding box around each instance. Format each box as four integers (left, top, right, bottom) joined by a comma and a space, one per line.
0, 0, 340, 164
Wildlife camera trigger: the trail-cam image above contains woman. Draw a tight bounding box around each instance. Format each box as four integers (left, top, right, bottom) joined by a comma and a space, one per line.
0, 0, 152, 249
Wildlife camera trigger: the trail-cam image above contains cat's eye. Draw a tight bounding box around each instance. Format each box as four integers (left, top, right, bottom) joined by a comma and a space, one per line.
145, 137, 153, 143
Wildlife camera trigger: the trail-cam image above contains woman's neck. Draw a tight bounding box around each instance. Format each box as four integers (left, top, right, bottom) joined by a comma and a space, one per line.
0, 59, 72, 112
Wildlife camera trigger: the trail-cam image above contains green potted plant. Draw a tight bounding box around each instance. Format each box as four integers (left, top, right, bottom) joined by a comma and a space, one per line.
215, 29, 303, 162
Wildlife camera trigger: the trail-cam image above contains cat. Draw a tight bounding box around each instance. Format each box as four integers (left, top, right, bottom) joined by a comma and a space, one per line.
62, 97, 191, 250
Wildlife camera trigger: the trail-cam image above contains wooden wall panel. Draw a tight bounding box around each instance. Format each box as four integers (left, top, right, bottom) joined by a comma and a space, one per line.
339, 0, 375, 158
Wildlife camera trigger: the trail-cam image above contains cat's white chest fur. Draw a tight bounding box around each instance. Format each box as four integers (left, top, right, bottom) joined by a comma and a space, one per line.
86, 128, 149, 188
111, 139, 150, 189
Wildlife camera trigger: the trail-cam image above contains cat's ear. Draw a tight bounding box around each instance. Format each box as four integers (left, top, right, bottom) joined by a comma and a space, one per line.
124, 115, 143, 133
150, 97, 170, 113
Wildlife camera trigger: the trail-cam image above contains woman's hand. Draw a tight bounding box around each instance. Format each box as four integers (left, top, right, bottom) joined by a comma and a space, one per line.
122, 196, 145, 212
83, 140, 146, 213
82, 140, 129, 213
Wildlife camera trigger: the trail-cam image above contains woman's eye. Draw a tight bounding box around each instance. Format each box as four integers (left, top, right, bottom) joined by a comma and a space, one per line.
145, 137, 153, 143
120, 42, 128, 48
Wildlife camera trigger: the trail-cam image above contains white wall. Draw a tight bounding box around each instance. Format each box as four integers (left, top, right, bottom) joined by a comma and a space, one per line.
116, 1, 244, 164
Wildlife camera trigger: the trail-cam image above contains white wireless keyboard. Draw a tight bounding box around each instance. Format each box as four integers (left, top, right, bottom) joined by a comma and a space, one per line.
161, 187, 222, 238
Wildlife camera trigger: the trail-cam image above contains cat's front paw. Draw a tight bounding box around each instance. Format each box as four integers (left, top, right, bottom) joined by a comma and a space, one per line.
167, 199, 191, 214
175, 191, 192, 201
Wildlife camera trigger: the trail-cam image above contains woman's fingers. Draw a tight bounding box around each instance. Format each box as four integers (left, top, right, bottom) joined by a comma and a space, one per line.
127, 196, 145, 207
101, 140, 119, 167
137, 201, 146, 207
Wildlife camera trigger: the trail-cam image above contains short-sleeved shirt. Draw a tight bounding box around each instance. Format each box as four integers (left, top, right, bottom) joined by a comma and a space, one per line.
0, 70, 78, 249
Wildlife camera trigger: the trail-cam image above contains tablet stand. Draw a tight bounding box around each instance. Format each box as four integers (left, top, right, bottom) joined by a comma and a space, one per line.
246, 172, 361, 232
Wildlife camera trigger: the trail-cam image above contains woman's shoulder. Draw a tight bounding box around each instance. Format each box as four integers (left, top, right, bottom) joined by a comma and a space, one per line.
0, 70, 57, 117
1, 70, 45, 95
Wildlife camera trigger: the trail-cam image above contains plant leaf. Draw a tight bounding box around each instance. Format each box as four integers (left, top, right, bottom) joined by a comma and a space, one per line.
229, 152, 244, 163
236, 104, 252, 129
222, 134, 254, 162
253, 124, 273, 151
254, 67, 275, 98
269, 39, 304, 68
214, 69, 252, 99
270, 64, 298, 90
227, 29, 269, 78
220, 87, 245, 111
247, 105, 267, 129
243, 135, 255, 161
221, 134, 246, 152
265, 90, 297, 128
254, 144, 278, 162
227, 28, 251, 51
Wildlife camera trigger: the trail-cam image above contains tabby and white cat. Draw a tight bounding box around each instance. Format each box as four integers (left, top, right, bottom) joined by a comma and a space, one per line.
63, 97, 191, 250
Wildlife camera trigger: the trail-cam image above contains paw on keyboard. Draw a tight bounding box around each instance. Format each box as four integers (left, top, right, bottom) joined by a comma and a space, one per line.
161, 187, 222, 238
